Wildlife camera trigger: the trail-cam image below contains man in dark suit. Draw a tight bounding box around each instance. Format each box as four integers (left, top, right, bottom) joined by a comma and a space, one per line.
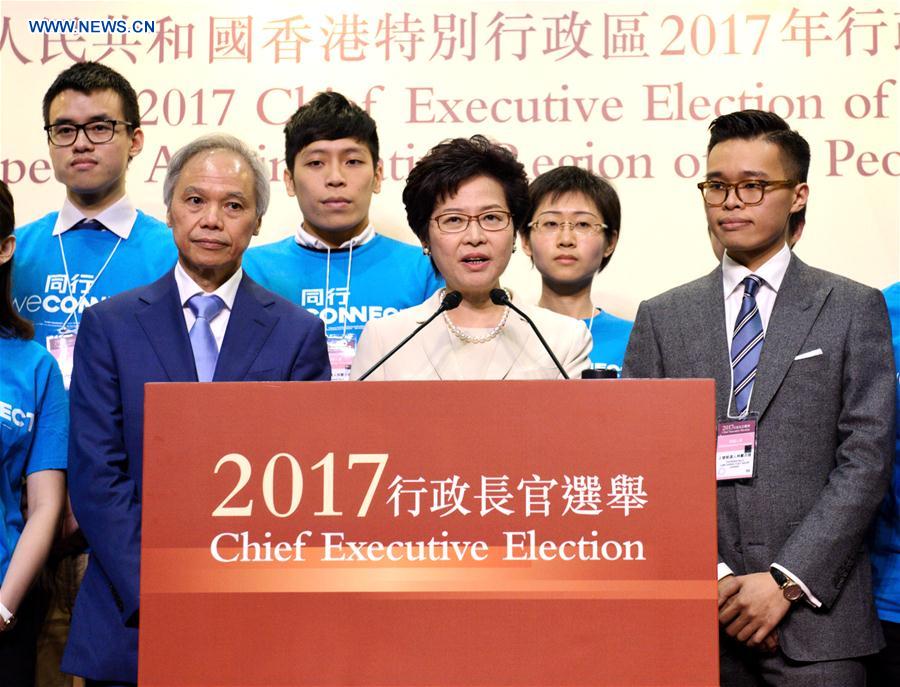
61, 134, 331, 685
624, 110, 894, 685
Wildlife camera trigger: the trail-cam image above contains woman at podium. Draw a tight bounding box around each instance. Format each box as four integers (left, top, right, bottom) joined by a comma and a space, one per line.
0, 181, 67, 686
351, 136, 591, 381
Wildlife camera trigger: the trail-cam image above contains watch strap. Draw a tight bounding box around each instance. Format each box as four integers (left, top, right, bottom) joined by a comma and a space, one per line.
769, 567, 789, 586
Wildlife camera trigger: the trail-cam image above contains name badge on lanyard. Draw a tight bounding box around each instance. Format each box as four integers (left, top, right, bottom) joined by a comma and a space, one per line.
327, 333, 356, 382
46, 330, 78, 390
716, 413, 759, 480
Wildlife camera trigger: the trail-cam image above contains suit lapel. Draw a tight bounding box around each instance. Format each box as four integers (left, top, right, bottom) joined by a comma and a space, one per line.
751, 256, 830, 418
135, 272, 197, 382
675, 267, 733, 415
213, 277, 278, 382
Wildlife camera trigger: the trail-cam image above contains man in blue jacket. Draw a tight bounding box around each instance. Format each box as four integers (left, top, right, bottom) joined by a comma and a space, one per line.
62, 134, 330, 686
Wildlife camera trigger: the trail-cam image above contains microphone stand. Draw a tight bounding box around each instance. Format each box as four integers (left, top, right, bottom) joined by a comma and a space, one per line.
358, 291, 462, 380
490, 289, 570, 380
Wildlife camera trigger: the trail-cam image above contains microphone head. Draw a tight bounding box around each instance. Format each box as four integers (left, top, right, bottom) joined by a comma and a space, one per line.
489, 288, 510, 305
581, 368, 619, 379
442, 290, 463, 310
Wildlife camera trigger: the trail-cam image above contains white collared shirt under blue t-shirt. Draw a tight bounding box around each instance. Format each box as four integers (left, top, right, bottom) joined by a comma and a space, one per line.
12, 196, 177, 346
0, 336, 67, 581
243, 226, 442, 373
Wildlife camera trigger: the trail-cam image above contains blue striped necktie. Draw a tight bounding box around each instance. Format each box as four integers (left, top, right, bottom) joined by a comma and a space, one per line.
730, 275, 765, 416
188, 294, 225, 382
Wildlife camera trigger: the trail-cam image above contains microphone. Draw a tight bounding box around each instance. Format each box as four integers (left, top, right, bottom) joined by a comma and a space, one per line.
581, 368, 619, 379
489, 288, 570, 380
357, 290, 462, 380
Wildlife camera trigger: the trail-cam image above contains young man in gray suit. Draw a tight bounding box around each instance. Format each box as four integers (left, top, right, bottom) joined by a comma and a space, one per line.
623, 110, 895, 685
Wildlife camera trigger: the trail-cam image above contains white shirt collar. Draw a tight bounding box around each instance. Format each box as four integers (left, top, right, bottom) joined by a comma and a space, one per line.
722, 242, 791, 297
294, 222, 375, 250
174, 261, 243, 311
53, 196, 138, 239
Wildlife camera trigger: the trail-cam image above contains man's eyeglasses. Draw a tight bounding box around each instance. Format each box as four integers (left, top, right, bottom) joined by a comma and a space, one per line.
697, 179, 796, 207
431, 211, 512, 233
529, 217, 608, 236
44, 120, 133, 147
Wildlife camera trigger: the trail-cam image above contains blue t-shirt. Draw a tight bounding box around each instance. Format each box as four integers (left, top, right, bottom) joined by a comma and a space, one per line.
583, 309, 633, 376
871, 282, 900, 623
243, 234, 442, 379
12, 210, 177, 346
0, 336, 67, 582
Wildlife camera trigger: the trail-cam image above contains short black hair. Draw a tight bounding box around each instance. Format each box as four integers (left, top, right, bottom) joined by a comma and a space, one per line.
525, 166, 621, 272
403, 135, 529, 250
707, 109, 809, 231
284, 91, 379, 173
0, 181, 34, 339
42, 61, 140, 129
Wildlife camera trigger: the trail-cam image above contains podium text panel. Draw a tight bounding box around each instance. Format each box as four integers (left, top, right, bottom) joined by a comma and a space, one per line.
140, 380, 717, 685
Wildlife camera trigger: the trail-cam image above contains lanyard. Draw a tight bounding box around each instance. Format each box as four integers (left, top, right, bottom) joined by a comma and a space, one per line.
587, 306, 598, 333
57, 231, 122, 332
725, 364, 757, 420
323, 242, 354, 338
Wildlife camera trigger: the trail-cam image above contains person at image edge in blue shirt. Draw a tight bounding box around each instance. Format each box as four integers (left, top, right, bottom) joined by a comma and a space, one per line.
869, 281, 900, 685
10, 61, 175, 687
0, 181, 67, 687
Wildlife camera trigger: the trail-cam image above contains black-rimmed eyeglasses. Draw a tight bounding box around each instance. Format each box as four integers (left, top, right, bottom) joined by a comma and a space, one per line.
44, 120, 134, 147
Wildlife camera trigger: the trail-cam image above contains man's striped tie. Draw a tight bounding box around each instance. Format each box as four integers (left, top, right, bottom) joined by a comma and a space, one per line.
730, 275, 765, 415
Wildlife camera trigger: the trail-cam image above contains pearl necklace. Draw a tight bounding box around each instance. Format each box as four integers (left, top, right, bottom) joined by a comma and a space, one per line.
441, 289, 510, 344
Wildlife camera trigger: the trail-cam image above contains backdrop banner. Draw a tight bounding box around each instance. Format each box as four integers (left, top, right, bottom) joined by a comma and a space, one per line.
3, 1, 897, 315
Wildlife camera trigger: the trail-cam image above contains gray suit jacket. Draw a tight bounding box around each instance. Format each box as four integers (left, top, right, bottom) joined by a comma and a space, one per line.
623, 254, 895, 661
351, 290, 592, 380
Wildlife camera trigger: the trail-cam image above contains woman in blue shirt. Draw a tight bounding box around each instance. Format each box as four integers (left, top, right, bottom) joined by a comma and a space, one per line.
521, 167, 633, 376
0, 180, 67, 686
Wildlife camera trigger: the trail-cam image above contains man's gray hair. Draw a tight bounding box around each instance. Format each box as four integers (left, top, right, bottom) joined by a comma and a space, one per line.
163, 134, 270, 219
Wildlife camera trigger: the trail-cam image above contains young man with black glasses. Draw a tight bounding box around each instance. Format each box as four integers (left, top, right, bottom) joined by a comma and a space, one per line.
14, 61, 175, 386
12, 61, 175, 687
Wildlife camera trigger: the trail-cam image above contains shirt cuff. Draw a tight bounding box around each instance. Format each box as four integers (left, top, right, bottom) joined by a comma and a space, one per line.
717, 562, 734, 580
771, 563, 822, 608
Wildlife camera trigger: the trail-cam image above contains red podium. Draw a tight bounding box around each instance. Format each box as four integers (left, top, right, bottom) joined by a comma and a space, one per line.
139, 380, 718, 685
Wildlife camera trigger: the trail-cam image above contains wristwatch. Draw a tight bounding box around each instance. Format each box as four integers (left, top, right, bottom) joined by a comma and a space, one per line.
770, 567, 805, 602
